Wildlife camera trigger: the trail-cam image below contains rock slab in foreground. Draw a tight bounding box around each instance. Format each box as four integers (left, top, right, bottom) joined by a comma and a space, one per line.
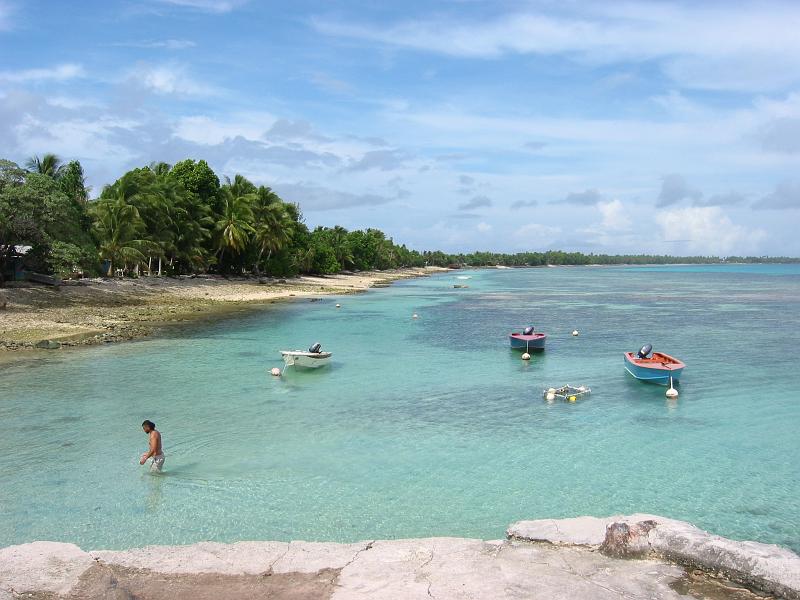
3, 514, 798, 599
508, 513, 800, 599
0, 541, 95, 595
1, 538, 694, 600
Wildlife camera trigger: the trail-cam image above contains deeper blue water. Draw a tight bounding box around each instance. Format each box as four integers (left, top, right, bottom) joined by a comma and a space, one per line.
1, 265, 799, 551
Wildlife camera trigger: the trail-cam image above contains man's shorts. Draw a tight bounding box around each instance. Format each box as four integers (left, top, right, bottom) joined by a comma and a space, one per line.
151, 454, 165, 472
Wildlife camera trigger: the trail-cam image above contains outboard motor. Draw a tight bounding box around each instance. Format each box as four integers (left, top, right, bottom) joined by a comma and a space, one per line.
637, 344, 653, 359
308, 342, 322, 354
523, 326, 535, 335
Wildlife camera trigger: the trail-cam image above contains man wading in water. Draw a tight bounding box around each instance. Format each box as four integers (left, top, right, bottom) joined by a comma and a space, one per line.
140, 420, 165, 472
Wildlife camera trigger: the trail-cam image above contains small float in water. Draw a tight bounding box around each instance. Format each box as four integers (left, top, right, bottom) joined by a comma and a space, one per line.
456, 275, 472, 280
623, 344, 685, 385
543, 385, 591, 403
280, 343, 332, 371
509, 326, 547, 351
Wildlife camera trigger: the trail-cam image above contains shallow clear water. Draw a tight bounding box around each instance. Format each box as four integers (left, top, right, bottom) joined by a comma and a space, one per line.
1, 265, 799, 551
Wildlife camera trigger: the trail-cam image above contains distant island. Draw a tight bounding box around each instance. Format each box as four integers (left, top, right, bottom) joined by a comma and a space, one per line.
1, 154, 797, 287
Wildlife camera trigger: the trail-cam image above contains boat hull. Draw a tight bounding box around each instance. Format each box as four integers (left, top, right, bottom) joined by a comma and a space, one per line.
623, 352, 684, 385
281, 351, 332, 369
509, 333, 547, 351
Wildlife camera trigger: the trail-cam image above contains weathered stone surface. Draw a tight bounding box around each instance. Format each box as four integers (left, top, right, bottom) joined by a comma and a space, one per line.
92, 540, 288, 575
331, 537, 689, 600
0, 541, 94, 595
508, 514, 800, 599
507, 514, 658, 546
274, 540, 373, 573
647, 518, 800, 600
91, 540, 373, 578
3, 520, 797, 599
67, 562, 340, 600
600, 520, 657, 558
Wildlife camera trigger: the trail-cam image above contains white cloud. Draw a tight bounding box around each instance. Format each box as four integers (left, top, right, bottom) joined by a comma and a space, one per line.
655, 206, 765, 255
598, 199, 631, 231
46, 96, 105, 110
313, 3, 800, 91
0, 63, 85, 84
477, 222, 492, 232
155, 0, 247, 13
114, 39, 196, 50
129, 63, 217, 96
174, 113, 276, 145
512, 223, 561, 249
14, 113, 139, 163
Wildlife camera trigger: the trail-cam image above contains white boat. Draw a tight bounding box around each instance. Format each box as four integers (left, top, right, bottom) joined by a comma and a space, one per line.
280, 343, 332, 370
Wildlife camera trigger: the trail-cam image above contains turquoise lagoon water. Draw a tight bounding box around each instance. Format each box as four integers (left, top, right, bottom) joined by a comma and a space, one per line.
1, 265, 799, 551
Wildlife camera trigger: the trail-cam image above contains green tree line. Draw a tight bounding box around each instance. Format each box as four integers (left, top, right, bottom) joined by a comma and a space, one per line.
0, 154, 797, 285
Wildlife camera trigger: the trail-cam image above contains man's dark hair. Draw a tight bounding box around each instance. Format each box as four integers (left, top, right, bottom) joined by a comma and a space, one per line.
142, 420, 156, 429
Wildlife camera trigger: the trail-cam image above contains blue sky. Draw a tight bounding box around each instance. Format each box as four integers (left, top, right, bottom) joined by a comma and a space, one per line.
1, 1, 799, 256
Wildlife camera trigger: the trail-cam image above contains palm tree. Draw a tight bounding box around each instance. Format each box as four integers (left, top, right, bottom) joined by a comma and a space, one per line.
251, 188, 293, 274
90, 200, 158, 275
100, 172, 142, 205
215, 181, 255, 268
25, 154, 65, 179
148, 161, 172, 177
328, 225, 354, 270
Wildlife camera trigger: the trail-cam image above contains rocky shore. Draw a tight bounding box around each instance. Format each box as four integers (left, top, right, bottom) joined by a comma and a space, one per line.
0, 268, 446, 354
2, 515, 798, 599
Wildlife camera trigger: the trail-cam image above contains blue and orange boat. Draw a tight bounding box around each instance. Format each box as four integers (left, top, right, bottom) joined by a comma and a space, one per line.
509, 326, 547, 351
624, 344, 685, 385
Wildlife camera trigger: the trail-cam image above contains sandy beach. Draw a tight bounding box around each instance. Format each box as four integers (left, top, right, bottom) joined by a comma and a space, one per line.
0, 267, 447, 352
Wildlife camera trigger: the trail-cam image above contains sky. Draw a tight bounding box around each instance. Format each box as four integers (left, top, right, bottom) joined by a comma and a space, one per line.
1, 1, 799, 256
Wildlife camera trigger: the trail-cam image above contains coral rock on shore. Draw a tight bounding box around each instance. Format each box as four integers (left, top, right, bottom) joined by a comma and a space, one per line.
508, 514, 800, 599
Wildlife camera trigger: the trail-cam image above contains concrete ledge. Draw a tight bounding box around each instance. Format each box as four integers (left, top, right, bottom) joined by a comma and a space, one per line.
2, 516, 797, 599
508, 514, 800, 599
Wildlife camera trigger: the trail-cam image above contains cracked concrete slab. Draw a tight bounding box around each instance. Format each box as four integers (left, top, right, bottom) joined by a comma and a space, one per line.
274, 540, 375, 574
331, 537, 692, 600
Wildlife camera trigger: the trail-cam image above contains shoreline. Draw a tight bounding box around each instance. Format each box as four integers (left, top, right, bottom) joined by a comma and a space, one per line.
2, 514, 797, 599
0, 267, 448, 356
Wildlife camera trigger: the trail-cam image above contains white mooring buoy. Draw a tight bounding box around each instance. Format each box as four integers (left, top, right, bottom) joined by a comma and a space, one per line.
270, 367, 281, 377
521, 352, 531, 361
666, 376, 678, 398
412, 313, 419, 319
335, 303, 341, 308
572, 330, 579, 336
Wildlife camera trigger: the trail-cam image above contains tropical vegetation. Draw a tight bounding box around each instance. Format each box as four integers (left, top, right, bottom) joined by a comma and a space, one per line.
0, 155, 796, 285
